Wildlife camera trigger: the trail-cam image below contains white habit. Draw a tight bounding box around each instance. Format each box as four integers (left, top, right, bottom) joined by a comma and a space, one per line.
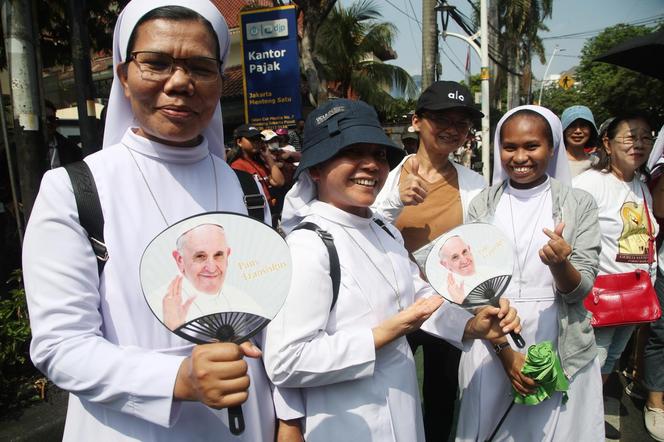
456, 179, 603, 442
264, 201, 473, 442
23, 129, 276, 441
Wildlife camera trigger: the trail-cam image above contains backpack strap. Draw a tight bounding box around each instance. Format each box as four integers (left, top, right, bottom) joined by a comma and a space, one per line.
64, 161, 107, 276
291, 222, 340, 311
372, 218, 395, 239
233, 169, 266, 222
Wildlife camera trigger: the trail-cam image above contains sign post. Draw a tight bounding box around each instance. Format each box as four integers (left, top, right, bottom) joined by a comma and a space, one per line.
240, 6, 302, 129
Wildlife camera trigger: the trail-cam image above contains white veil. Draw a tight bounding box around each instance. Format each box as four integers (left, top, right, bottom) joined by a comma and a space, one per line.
102, 0, 230, 157
280, 172, 318, 235
492, 105, 571, 185
647, 124, 664, 172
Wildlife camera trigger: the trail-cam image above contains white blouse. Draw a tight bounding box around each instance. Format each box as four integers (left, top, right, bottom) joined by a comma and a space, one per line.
264, 200, 472, 441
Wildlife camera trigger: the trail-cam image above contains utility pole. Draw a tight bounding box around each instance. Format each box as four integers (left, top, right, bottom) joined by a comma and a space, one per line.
479, 0, 491, 182
439, 1, 491, 182
67, 0, 98, 156
422, 0, 437, 90
2, 0, 47, 219
488, 0, 500, 110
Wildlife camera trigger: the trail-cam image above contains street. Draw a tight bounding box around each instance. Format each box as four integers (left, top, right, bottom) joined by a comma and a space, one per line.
605, 371, 656, 442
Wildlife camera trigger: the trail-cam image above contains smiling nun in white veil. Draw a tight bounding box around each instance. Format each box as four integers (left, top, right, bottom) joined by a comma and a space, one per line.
21, 1, 282, 440
455, 105, 604, 442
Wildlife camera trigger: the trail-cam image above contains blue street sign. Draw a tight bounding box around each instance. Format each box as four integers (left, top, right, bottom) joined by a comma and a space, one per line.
240, 6, 302, 129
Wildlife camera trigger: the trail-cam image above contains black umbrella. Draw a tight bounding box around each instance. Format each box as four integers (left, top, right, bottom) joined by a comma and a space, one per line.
594, 28, 664, 80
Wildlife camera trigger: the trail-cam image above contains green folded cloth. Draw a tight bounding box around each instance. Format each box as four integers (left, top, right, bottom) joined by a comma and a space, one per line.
513, 341, 569, 405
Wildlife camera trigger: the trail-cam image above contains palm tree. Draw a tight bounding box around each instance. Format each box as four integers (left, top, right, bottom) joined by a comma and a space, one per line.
290, 0, 338, 106
498, 0, 552, 107
315, 0, 417, 114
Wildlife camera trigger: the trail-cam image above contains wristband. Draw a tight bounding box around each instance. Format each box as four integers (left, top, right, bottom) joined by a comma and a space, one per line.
493, 341, 510, 355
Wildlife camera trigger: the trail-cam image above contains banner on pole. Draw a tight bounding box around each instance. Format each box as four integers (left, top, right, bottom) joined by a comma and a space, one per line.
240, 6, 301, 129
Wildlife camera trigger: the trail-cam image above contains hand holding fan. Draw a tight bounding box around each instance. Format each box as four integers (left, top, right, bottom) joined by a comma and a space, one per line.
424, 223, 525, 348
140, 212, 291, 435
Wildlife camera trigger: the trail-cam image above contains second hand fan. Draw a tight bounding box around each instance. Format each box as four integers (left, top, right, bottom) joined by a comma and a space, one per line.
424, 223, 525, 348
140, 212, 292, 435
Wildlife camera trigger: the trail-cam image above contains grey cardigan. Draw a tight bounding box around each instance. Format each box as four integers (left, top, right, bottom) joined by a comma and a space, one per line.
467, 178, 600, 379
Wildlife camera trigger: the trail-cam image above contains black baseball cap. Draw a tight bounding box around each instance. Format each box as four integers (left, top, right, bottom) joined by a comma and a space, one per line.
234, 124, 263, 139
401, 130, 419, 141
416, 81, 484, 119
295, 99, 405, 178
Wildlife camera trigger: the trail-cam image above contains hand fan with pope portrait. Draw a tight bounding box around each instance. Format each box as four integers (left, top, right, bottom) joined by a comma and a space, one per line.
424, 222, 525, 348
140, 212, 292, 435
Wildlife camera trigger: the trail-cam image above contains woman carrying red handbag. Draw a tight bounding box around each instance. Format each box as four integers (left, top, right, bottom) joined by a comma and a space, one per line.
573, 114, 658, 380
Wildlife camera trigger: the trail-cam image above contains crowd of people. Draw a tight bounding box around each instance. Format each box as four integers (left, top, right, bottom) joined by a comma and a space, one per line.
17, 0, 664, 441
226, 124, 302, 226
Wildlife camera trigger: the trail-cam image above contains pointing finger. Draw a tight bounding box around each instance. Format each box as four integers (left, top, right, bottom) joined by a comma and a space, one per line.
554, 222, 565, 236
542, 228, 560, 241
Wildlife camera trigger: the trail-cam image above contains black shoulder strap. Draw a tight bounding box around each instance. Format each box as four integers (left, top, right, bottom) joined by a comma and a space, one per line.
292, 222, 340, 311
64, 161, 107, 276
233, 169, 266, 222
373, 218, 395, 239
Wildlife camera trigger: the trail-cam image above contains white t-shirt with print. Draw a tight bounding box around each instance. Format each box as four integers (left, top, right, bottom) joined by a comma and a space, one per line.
573, 169, 659, 281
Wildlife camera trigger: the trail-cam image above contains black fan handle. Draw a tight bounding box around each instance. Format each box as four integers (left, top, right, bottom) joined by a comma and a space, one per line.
511, 331, 526, 348
228, 405, 245, 435
216, 323, 246, 435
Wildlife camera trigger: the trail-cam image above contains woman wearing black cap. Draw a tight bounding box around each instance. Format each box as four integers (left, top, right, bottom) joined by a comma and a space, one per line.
263, 98, 520, 441
373, 80, 487, 440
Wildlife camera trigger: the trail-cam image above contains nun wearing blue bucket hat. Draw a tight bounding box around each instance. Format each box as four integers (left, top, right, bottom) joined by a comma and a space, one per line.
561, 105, 599, 177
263, 99, 521, 441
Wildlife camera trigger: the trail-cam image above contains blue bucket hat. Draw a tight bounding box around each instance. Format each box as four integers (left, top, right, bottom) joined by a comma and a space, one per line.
295, 99, 404, 178
561, 105, 598, 135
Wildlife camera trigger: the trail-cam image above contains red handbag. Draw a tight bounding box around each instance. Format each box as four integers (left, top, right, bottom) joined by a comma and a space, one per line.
584, 187, 662, 327
584, 270, 661, 327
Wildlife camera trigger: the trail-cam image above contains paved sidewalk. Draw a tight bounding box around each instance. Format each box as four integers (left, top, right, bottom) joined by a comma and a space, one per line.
604, 371, 656, 442
0, 385, 67, 441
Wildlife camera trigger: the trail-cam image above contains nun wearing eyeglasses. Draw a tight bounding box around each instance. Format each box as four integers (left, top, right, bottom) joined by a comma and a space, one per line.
21, 1, 287, 440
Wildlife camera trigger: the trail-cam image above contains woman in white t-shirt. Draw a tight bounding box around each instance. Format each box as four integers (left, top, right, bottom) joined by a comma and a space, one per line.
573, 114, 658, 384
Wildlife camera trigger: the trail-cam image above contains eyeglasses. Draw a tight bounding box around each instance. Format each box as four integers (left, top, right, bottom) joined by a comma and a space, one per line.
129, 51, 221, 82
616, 135, 655, 148
421, 112, 472, 132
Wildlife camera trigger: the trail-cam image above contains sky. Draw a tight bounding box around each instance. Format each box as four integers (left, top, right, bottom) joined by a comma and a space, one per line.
340, 0, 664, 86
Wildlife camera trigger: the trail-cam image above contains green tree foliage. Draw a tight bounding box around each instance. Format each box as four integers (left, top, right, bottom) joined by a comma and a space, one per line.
38, 0, 128, 68
0, 1, 127, 69
315, 0, 416, 114
291, 0, 339, 105
499, 0, 551, 65
0, 271, 43, 415
382, 97, 417, 124
538, 85, 584, 117
575, 23, 664, 126
460, 73, 482, 97
497, 0, 552, 106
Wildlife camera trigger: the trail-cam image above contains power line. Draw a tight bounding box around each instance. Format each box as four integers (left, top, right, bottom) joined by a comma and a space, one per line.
542, 14, 664, 40
406, 0, 422, 32
438, 2, 520, 75
403, 0, 422, 65
442, 37, 468, 69
440, 39, 467, 77
441, 52, 466, 77
384, 0, 421, 26
464, 0, 501, 35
